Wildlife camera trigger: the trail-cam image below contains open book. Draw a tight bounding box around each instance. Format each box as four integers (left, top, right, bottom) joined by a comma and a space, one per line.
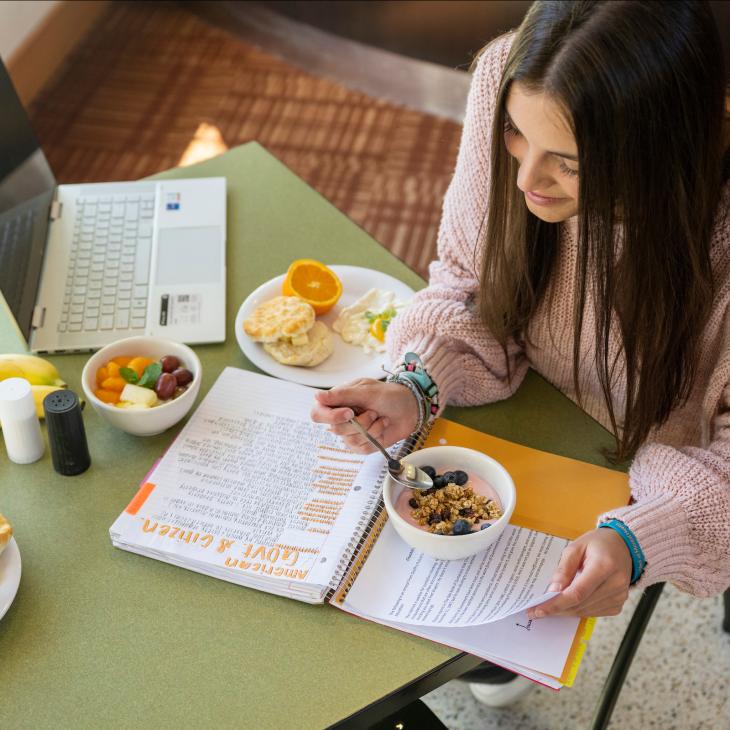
110, 367, 629, 688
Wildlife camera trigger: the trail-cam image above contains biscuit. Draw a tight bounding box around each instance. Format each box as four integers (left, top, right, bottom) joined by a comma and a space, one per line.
264, 321, 334, 367
0, 513, 12, 557
243, 296, 316, 343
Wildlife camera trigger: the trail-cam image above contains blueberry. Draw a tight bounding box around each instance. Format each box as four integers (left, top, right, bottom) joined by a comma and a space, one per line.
421, 465, 436, 479
442, 471, 457, 484
408, 498, 418, 508
452, 519, 472, 536
453, 470, 469, 486
480, 522, 491, 530
432, 475, 446, 489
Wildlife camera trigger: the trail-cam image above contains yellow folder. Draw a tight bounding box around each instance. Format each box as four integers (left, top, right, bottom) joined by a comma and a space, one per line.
424, 418, 631, 686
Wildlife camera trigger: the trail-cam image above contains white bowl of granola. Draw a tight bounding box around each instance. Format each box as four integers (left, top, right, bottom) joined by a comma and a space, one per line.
383, 445, 516, 560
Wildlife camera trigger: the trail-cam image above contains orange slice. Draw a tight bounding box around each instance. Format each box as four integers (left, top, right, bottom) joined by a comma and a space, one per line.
282, 259, 342, 316
101, 376, 127, 393
127, 356, 154, 378
96, 366, 109, 386
95, 388, 121, 405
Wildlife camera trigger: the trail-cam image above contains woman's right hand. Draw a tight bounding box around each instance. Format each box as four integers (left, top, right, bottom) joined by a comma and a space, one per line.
310, 378, 420, 454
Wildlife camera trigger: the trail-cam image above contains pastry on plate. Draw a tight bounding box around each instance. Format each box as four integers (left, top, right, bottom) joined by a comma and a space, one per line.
243, 296, 316, 343
0, 513, 12, 556
264, 321, 334, 367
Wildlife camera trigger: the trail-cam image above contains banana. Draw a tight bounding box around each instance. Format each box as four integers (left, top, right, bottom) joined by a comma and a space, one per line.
29, 385, 66, 418
0, 385, 84, 423
0, 353, 67, 387
0, 355, 75, 425
0, 360, 25, 380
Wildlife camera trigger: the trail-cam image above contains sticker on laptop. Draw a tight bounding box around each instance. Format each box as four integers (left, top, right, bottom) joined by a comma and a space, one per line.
165, 192, 181, 211
159, 293, 201, 326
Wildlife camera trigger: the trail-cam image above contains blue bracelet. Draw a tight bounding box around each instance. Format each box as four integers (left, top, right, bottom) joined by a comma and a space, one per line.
599, 519, 647, 584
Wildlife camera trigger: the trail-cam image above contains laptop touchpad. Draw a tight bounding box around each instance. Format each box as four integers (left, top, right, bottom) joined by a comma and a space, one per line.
155, 227, 222, 285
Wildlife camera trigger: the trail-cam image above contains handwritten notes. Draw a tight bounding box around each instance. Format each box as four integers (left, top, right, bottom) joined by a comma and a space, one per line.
110, 368, 384, 602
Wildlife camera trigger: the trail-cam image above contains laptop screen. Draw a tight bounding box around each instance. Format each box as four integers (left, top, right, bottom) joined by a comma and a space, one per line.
0, 59, 56, 343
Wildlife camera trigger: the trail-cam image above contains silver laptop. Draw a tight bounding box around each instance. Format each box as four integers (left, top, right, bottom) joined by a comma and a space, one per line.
0, 60, 226, 354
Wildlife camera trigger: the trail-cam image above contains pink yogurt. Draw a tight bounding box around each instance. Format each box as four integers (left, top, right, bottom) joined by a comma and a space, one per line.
394, 466, 503, 531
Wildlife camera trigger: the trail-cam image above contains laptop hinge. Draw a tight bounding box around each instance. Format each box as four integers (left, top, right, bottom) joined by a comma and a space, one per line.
31, 306, 46, 329
49, 200, 62, 220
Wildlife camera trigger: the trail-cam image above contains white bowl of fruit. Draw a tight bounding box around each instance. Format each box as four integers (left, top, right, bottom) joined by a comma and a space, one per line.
81, 336, 201, 436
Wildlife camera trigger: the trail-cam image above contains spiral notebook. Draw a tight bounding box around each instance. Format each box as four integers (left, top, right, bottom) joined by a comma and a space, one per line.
110, 367, 629, 688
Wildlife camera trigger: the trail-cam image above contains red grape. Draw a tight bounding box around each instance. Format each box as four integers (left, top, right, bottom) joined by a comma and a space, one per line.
160, 355, 180, 373
155, 372, 177, 400
173, 368, 193, 386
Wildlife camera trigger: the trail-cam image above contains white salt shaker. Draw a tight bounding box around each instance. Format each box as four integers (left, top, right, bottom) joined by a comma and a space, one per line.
0, 377, 45, 464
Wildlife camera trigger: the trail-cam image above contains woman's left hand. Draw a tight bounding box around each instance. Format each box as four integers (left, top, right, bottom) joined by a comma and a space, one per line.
527, 527, 633, 619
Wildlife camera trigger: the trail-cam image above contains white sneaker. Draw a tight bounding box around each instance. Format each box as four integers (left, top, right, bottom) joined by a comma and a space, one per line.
469, 676, 535, 708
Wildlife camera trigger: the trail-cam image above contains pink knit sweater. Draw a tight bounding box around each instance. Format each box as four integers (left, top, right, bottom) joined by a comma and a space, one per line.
387, 34, 730, 597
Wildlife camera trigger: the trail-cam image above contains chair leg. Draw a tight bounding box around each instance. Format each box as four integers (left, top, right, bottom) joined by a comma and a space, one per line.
590, 582, 665, 730
723, 588, 730, 633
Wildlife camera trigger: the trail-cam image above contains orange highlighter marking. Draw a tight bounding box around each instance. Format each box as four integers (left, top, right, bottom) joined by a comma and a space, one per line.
125, 482, 156, 515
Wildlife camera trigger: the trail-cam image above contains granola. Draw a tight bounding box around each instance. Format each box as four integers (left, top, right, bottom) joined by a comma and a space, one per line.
407, 482, 503, 535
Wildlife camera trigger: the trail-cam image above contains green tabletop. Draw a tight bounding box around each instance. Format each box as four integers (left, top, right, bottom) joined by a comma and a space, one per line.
0, 143, 619, 729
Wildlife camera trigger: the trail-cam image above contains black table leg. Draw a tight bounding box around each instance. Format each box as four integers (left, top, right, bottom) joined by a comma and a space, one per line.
368, 699, 448, 730
723, 588, 730, 633
328, 652, 482, 729
590, 582, 665, 730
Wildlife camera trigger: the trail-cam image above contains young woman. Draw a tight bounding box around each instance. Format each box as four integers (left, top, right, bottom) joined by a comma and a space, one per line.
311, 0, 730, 706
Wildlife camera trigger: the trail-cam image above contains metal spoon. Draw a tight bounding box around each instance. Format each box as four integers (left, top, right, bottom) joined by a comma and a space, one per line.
348, 418, 434, 491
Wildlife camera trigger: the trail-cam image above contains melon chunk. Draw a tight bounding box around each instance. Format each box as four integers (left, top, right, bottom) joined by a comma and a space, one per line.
120, 383, 158, 407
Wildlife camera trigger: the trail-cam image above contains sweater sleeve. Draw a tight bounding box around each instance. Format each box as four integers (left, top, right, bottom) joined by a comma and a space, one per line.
598, 221, 730, 597
386, 34, 527, 407
599, 378, 730, 597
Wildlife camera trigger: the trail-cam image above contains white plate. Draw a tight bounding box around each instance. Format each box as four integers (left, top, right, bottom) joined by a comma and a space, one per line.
0, 538, 21, 621
235, 266, 415, 388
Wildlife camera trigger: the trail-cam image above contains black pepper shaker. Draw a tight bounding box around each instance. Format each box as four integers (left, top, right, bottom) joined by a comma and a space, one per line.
43, 389, 91, 476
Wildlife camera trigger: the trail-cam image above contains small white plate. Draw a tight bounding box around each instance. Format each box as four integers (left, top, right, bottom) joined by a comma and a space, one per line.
0, 538, 21, 621
235, 265, 415, 388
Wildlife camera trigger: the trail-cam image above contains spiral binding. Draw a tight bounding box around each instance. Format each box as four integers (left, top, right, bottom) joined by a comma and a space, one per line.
326, 419, 436, 604
325, 465, 386, 597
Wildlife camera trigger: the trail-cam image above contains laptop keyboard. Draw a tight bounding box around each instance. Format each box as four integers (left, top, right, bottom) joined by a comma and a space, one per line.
58, 193, 154, 334
0, 209, 34, 314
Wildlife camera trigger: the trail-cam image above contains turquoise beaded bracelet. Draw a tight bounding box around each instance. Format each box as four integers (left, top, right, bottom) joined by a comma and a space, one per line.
599, 519, 647, 584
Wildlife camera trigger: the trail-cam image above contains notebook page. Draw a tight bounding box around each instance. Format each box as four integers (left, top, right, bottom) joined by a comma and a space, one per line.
340, 606, 577, 685
384, 610, 579, 679
110, 367, 384, 593
340, 521, 565, 627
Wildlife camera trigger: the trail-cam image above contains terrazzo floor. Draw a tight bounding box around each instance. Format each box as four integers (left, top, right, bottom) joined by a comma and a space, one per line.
422, 585, 730, 729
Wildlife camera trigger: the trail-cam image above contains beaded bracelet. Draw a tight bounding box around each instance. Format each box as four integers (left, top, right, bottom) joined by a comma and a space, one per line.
386, 352, 440, 433
394, 375, 428, 433
599, 519, 647, 584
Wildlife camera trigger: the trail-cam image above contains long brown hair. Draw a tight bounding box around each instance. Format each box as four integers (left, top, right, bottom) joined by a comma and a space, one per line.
479, 0, 727, 461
